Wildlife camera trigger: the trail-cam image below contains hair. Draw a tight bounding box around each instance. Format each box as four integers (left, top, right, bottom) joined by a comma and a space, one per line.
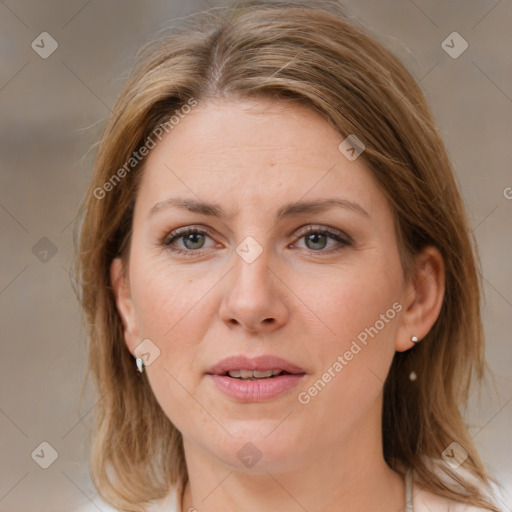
73, 1, 503, 510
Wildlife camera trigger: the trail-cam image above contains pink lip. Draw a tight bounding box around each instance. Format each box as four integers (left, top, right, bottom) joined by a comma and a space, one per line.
205, 354, 306, 403
207, 373, 306, 402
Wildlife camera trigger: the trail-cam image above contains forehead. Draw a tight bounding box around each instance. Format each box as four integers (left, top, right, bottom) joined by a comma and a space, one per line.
134, 97, 383, 218
152, 97, 339, 163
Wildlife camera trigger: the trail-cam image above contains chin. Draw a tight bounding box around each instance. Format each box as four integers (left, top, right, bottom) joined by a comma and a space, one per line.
211, 433, 303, 474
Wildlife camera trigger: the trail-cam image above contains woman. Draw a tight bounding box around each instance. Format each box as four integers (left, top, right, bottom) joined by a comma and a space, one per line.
74, 1, 504, 511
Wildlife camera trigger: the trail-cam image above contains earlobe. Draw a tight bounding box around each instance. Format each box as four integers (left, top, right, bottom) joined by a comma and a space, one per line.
110, 257, 138, 348
395, 246, 445, 352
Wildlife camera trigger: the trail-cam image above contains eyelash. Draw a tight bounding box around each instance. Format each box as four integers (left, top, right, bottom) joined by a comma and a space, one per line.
161, 225, 352, 256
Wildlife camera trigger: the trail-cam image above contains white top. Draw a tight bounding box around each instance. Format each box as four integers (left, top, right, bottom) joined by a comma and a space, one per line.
74, 485, 180, 512
75, 467, 491, 511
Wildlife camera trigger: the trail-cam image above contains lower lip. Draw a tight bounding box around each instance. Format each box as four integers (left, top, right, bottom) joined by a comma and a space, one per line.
207, 373, 306, 402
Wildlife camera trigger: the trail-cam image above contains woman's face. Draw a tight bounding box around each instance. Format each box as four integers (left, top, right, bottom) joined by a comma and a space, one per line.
113, 97, 412, 473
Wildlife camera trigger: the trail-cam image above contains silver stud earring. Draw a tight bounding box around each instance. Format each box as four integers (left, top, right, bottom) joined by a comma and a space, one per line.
136, 356, 144, 373
411, 335, 420, 344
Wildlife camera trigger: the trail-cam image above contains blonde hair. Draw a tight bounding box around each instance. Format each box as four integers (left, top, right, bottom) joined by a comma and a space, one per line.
73, 1, 502, 510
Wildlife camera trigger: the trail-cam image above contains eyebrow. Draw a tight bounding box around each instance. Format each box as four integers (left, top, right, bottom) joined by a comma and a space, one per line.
147, 196, 370, 221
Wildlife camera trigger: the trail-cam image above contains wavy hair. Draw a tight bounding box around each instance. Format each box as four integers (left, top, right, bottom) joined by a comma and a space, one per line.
73, 1, 502, 510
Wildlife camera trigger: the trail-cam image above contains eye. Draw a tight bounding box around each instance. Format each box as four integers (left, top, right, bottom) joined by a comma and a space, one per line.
161, 225, 352, 256
162, 227, 216, 254
294, 226, 351, 252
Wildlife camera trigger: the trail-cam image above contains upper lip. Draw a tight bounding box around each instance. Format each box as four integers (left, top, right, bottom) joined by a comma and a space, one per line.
206, 355, 306, 376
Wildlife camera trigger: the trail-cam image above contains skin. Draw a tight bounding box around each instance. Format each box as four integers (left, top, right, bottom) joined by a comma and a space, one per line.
111, 97, 445, 512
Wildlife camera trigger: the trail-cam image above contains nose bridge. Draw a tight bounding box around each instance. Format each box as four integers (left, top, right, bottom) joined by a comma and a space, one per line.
232, 234, 275, 301
219, 232, 289, 331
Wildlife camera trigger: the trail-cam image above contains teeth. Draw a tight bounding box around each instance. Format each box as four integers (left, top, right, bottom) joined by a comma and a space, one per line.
227, 369, 283, 379
253, 370, 275, 378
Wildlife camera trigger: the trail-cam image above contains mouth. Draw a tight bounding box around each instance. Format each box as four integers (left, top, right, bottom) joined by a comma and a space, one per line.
205, 355, 306, 402
217, 369, 298, 380
206, 354, 306, 378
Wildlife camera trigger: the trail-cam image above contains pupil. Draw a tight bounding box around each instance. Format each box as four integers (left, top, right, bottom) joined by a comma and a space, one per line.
307, 233, 327, 250
184, 233, 204, 249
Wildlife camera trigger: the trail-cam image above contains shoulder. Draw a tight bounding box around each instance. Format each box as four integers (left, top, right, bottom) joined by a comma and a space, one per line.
410, 457, 498, 512
412, 477, 494, 512
73, 486, 180, 512
73, 497, 118, 512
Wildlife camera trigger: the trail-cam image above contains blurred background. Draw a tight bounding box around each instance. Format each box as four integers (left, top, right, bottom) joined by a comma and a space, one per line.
0, 0, 511, 510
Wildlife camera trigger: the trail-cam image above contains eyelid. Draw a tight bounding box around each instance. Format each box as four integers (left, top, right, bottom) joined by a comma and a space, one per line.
294, 224, 352, 245
162, 225, 216, 246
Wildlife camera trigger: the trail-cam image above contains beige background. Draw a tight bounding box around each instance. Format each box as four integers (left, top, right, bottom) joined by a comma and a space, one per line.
0, 1, 511, 510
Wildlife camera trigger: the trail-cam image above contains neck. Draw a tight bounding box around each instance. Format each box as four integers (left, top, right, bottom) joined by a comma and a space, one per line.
181, 458, 404, 512
179, 401, 405, 512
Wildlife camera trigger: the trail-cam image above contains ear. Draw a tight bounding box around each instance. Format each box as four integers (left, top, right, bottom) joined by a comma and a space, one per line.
395, 246, 445, 352
110, 257, 140, 354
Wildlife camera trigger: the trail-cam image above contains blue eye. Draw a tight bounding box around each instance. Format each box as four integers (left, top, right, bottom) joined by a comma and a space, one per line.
162, 228, 214, 253
162, 226, 351, 255
295, 226, 351, 252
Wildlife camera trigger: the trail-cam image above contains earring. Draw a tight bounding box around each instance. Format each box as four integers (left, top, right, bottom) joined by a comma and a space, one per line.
136, 356, 144, 373
411, 335, 420, 344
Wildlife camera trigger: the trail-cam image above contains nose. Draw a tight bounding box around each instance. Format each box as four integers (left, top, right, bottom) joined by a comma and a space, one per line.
218, 245, 290, 333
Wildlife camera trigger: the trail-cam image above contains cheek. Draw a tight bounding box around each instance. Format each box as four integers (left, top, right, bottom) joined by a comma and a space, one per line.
296, 259, 402, 418
129, 258, 213, 432
128, 252, 213, 412
130, 251, 211, 340
304, 257, 403, 351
